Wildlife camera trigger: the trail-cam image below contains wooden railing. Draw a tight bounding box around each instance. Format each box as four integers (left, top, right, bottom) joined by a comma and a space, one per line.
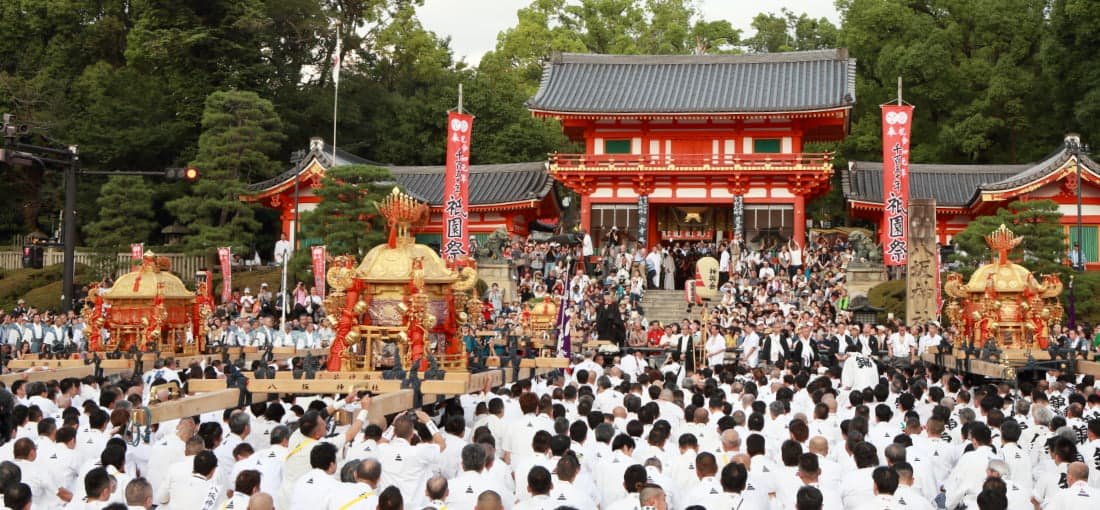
0, 250, 207, 281
548, 152, 833, 172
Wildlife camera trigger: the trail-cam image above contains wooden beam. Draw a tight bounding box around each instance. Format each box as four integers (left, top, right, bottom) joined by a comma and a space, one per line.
147, 389, 242, 424
0, 366, 129, 385
535, 358, 569, 368
421, 380, 469, 395
1076, 361, 1100, 378
8, 359, 89, 369
367, 390, 414, 416
246, 378, 402, 394
273, 371, 475, 381
186, 379, 229, 393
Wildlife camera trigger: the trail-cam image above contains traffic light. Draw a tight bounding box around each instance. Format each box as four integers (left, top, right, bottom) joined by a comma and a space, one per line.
1, 113, 29, 138
166, 166, 200, 182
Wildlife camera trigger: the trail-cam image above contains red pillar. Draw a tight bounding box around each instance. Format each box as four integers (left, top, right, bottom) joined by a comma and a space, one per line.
580, 194, 592, 233
793, 195, 806, 243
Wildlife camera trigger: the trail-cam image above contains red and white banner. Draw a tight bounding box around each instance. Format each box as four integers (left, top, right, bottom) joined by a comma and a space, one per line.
442, 111, 473, 260
311, 245, 327, 297
130, 243, 143, 271
217, 247, 232, 303
881, 105, 913, 266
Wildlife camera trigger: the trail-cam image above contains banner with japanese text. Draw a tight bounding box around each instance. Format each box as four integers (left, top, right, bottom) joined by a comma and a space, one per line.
311, 245, 327, 297
130, 243, 143, 271
442, 111, 473, 260
881, 105, 913, 265
217, 247, 232, 303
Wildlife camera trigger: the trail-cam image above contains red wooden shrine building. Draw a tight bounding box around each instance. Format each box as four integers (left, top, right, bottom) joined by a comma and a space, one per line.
526, 49, 857, 248
843, 135, 1100, 268
242, 138, 558, 247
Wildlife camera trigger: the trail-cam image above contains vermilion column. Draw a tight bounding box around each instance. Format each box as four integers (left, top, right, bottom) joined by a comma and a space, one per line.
580, 193, 592, 233
793, 195, 806, 242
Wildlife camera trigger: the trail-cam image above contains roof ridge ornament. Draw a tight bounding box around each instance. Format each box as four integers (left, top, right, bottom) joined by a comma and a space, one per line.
985, 224, 1022, 265
376, 187, 428, 248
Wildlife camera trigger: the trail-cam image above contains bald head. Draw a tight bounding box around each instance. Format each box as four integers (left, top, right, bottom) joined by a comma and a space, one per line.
247, 492, 275, 510
694, 407, 709, 424
808, 436, 829, 456
475, 490, 504, 510
721, 429, 741, 450
425, 475, 448, 501
1068, 462, 1090, 485
357, 458, 382, 485
639, 486, 666, 507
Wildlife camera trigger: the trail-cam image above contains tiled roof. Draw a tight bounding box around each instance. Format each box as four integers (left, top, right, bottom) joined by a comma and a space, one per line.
843, 144, 1100, 207
843, 162, 1025, 207
388, 162, 552, 206
526, 49, 857, 114
246, 143, 382, 193
245, 141, 552, 206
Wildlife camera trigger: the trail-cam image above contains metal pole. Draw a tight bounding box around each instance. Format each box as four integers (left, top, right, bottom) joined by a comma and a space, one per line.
62, 146, 78, 312
293, 172, 300, 249
1077, 154, 1083, 271
280, 254, 288, 329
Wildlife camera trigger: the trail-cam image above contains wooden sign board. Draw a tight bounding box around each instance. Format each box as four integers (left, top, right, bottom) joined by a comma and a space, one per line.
246, 378, 402, 394
274, 371, 388, 380
696, 256, 720, 299
519, 359, 537, 368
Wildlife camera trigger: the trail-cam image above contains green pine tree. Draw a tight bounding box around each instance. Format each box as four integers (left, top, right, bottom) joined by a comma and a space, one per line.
83, 175, 158, 276
950, 199, 1067, 278
167, 90, 285, 257
302, 164, 394, 257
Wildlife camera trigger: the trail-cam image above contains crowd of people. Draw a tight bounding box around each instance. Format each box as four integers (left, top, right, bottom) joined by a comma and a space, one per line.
2, 230, 1100, 509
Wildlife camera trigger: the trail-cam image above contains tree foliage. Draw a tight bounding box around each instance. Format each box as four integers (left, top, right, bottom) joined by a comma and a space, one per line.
950, 200, 1066, 278
302, 164, 393, 257
837, 0, 1050, 164
745, 8, 838, 53
84, 176, 157, 250
166, 90, 285, 256
2, 0, 1097, 262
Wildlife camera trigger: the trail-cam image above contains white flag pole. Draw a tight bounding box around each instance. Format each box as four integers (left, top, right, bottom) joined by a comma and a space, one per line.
332, 21, 341, 164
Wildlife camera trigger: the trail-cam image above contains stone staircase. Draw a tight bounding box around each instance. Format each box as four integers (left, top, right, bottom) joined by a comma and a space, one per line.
638, 290, 703, 327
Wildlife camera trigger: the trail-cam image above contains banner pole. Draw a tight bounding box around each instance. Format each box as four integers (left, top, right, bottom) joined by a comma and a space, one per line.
281, 254, 288, 328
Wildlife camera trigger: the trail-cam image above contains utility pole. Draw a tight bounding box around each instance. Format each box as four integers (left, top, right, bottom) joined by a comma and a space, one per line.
3, 113, 199, 312
63, 145, 78, 312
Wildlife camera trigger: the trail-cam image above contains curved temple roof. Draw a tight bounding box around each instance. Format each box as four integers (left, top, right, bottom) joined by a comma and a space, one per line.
527, 49, 857, 115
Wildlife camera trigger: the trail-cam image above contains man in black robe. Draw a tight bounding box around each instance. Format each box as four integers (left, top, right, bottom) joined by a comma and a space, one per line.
595, 293, 625, 348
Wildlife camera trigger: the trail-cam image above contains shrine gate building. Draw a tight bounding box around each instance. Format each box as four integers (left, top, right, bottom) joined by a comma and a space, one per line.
843, 135, 1100, 268
526, 49, 857, 248
242, 138, 558, 247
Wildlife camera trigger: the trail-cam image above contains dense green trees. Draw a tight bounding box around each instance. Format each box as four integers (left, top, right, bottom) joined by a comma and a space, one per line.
302, 164, 394, 256
166, 90, 285, 256
837, 0, 1051, 163
950, 200, 1067, 277
2, 0, 1099, 259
